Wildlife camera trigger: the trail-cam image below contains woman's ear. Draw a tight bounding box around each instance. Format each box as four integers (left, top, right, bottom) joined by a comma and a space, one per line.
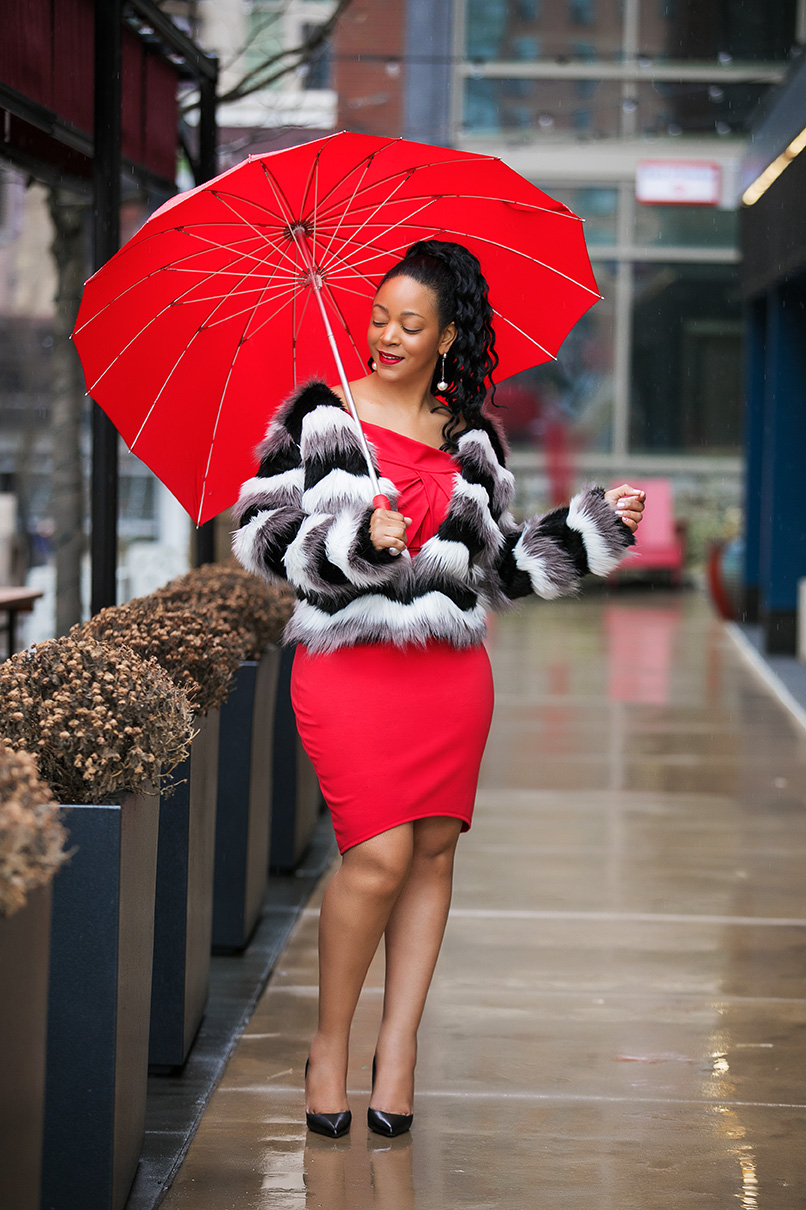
439, 322, 457, 354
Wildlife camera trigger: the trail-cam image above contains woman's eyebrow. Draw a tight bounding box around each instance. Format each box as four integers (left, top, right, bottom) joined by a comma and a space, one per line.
371, 304, 425, 320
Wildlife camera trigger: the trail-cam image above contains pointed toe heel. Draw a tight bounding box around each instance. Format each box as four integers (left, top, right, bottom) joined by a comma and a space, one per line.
368, 1056, 413, 1136
306, 1109, 352, 1139
304, 1059, 351, 1137
367, 1107, 413, 1137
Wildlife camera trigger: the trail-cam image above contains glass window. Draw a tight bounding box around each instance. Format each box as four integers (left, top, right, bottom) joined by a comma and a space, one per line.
635, 80, 775, 137
466, 0, 510, 61
462, 78, 623, 136
569, 0, 595, 26
634, 203, 738, 249
639, 0, 797, 61
466, 0, 622, 62
524, 186, 616, 245
495, 261, 616, 455
512, 35, 540, 59
629, 263, 742, 454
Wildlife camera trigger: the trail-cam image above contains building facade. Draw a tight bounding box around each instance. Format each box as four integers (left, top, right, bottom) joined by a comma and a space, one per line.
446, 0, 801, 557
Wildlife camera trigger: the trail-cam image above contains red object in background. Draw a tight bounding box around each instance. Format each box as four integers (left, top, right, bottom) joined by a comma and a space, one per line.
0, 0, 179, 182
72, 131, 600, 524
610, 478, 686, 584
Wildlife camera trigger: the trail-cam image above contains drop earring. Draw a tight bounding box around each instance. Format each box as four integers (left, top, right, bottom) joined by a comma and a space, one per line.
371, 359, 377, 371
436, 353, 448, 392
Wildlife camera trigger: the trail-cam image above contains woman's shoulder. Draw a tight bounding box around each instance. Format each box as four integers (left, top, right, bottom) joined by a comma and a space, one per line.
272, 379, 344, 442
461, 411, 509, 467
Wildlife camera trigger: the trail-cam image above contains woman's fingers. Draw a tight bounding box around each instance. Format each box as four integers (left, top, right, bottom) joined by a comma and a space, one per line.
369, 509, 412, 553
605, 484, 646, 532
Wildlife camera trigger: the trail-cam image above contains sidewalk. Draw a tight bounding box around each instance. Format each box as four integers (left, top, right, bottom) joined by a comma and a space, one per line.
156, 590, 806, 1209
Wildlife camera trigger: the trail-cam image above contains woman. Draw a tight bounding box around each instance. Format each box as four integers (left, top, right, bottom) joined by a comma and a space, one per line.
233, 240, 644, 1140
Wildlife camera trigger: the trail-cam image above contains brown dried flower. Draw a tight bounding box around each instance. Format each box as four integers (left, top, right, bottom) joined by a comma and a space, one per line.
77, 596, 244, 715
156, 563, 295, 660
0, 743, 69, 916
0, 636, 193, 805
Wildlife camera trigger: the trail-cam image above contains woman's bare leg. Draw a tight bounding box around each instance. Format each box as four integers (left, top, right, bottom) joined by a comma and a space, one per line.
306, 823, 414, 1115
370, 816, 462, 1115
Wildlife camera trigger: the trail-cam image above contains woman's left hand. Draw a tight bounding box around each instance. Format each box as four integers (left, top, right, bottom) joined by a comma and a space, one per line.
604, 484, 646, 533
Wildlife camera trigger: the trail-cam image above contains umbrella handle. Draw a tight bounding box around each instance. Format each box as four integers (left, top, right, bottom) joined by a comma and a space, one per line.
371, 493, 401, 556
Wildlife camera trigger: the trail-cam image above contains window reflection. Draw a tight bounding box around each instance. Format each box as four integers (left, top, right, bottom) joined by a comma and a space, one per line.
465, 0, 623, 63
634, 203, 737, 249
494, 261, 615, 455
630, 263, 742, 454
463, 78, 623, 135
635, 80, 773, 137
638, 0, 797, 62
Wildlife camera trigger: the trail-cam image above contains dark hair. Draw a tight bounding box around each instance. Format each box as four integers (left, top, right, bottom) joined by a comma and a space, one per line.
378, 240, 498, 450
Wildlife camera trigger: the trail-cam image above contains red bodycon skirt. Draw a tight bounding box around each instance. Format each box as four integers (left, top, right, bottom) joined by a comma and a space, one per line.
291, 640, 494, 853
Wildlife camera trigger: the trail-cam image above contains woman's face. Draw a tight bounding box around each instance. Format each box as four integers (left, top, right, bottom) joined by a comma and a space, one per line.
368, 275, 454, 385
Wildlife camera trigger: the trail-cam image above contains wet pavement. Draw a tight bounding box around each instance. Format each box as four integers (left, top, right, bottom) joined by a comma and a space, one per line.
158, 591, 806, 1209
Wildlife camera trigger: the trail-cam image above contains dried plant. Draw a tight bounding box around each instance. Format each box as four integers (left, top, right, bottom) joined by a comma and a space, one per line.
156, 563, 295, 659
0, 743, 70, 917
0, 636, 193, 805
78, 597, 243, 715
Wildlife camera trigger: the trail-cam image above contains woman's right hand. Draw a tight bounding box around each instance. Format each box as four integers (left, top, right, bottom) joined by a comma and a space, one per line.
370, 508, 412, 554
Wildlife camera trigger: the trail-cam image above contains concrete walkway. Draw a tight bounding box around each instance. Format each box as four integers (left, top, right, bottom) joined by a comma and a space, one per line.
159, 591, 806, 1209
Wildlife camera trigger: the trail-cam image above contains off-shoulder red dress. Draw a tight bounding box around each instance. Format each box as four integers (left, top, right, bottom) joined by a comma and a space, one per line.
291, 422, 494, 853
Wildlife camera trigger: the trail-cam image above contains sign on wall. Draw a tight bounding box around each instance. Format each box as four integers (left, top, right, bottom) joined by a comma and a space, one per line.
636, 160, 721, 205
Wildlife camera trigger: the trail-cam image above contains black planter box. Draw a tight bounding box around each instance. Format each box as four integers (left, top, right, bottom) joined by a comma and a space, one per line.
270, 645, 322, 871
41, 792, 160, 1210
0, 884, 52, 1210
213, 648, 281, 952
149, 708, 219, 1069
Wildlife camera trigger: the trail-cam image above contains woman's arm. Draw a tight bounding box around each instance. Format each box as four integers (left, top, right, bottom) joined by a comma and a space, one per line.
232, 390, 408, 595
490, 486, 642, 602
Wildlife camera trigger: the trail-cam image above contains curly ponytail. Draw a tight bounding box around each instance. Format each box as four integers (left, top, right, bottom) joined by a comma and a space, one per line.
379, 240, 498, 450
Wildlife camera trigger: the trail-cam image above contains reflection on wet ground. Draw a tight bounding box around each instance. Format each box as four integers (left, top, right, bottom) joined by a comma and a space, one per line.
159, 592, 806, 1209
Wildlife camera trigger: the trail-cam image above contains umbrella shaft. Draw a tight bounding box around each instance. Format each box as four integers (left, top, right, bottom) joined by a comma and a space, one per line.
291, 230, 383, 501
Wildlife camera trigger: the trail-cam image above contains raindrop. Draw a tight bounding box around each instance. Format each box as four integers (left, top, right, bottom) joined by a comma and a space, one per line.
667, 123, 682, 136
716, 121, 731, 135
709, 85, 724, 102
622, 97, 637, 113
538, 113, 554, 128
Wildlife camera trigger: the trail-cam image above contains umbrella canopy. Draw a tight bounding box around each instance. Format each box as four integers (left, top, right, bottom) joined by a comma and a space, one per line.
73, 131, 600, 525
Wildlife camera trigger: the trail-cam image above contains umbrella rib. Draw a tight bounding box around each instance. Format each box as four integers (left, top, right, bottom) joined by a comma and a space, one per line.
491, 309, 556, 360
242, 279, 309, 345
201, 187, 289, 229
129, 239, 291, 447
73, 236, 270, 337
84, 235, 278, 391
205, 191, 301, 275
370, 221, 601, 297
310, 150, 499, 222
202, 280, 300, 332
197, 262, 293, 523
173, 279, 298, 311
316, 158, 373, 272
318, 192, 582, 223
296, 136, 404, 219
319, 198, 440, 278
317, 175, 420, 277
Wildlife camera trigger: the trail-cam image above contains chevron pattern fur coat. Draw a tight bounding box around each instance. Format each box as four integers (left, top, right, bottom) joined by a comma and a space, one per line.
232, 381, 634, 654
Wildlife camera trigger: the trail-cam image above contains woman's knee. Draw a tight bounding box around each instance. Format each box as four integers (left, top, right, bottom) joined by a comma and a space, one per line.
411, 817, 462, 870
342, 828, 413, 899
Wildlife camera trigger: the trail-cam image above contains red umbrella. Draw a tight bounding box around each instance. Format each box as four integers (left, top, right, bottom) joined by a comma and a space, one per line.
73, 131, 600, 525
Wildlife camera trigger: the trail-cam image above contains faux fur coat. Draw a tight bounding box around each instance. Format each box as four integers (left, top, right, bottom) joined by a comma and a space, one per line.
232, 381, 634, 653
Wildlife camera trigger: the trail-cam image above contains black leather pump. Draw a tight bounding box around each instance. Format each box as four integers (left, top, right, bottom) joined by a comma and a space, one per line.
305, 1059, 352, 1139
367, 1057, 414, 1138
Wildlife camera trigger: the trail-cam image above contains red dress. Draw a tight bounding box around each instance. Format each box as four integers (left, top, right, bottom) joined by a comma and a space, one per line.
291, 423, 495, 853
